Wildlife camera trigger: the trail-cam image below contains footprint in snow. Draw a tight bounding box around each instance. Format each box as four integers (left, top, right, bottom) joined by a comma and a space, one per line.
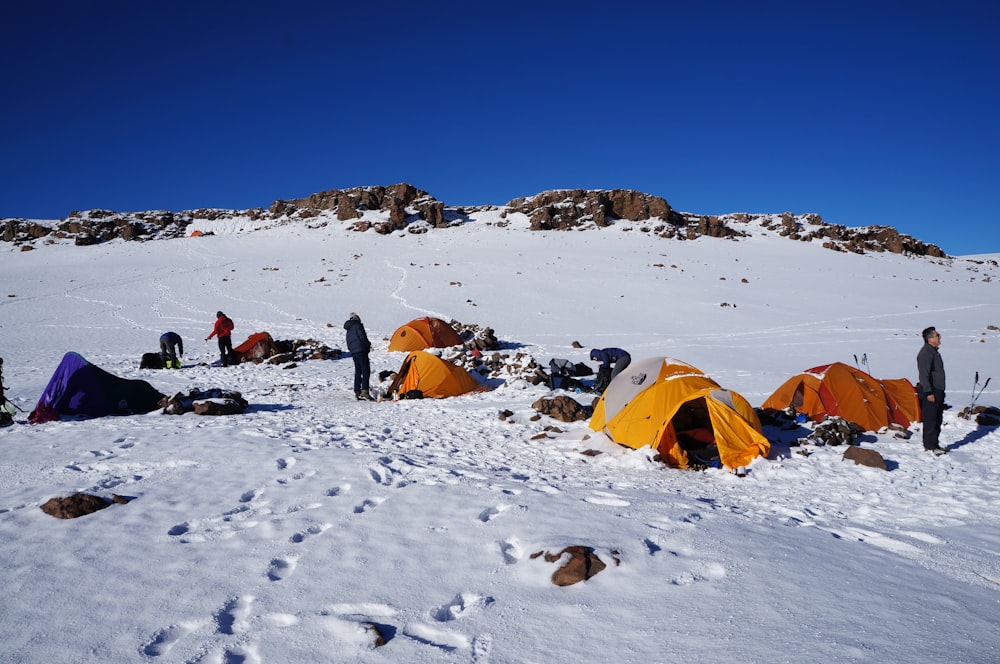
142, 620, 207, 657
215, 595, 255, 635
477, 504, 514, 523
289, 522, 331, 543
500, 537, 522, 564
433, 592, 495, 622
354, 497, 386, 514
267, 556, 299, 581
472, 633, 493, 663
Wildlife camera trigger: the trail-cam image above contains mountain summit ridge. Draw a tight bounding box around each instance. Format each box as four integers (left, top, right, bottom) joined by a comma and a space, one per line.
2, 183, 947, 258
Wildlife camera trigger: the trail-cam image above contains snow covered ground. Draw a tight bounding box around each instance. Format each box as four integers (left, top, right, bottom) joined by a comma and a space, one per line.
1, 209, 998, 663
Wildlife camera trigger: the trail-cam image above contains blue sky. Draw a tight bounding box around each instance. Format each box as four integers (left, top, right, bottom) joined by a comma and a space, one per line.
2, 1, 997, 255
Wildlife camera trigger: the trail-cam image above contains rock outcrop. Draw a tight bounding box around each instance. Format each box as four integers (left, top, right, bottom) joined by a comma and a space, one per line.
0, 183, 947, 258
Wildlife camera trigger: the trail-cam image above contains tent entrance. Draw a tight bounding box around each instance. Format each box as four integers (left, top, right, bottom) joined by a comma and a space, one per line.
670, 397, 719, 465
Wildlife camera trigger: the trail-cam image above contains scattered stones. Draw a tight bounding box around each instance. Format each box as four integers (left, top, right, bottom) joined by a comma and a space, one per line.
160, 389, 249, 415
797, 416, 862, 446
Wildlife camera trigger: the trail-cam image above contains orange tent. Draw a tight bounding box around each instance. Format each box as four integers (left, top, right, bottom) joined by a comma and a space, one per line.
590, 357, 769, 470
388, 317, 464, 352
761, 362, 919, 431
387, 351, 484, 398
233, 332, 279, 363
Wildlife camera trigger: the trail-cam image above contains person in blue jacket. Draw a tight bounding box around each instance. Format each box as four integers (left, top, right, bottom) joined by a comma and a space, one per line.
590, 347, 631, 394
344, 312, 373, 400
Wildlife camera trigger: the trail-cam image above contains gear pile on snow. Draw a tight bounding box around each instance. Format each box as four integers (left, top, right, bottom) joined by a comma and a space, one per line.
267, 338, 341, 365
958, 404, 1000, 427
798, 416, 864, 447
160, 389, 249, 415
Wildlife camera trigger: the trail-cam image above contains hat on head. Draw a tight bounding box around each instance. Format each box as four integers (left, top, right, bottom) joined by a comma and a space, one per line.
349, 312, 360, 321
216, 311, 224, 318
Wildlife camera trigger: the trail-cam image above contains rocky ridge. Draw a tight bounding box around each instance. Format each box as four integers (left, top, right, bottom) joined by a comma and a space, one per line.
2, 183, 947, 258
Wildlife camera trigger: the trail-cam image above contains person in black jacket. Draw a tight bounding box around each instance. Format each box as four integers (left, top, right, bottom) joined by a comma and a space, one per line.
916, 326, 947, 455
159, 331, 184, 369
344, 312, 373, 400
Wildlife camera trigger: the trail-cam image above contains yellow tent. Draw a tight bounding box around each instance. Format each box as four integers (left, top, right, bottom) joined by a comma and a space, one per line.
387, 351, 484, 399
388, 317, 464, 352
590, 357, 770, 470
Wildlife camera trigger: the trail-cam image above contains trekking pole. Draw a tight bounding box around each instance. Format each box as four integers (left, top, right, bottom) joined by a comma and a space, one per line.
862, 353, 871, 374
853, 354, 860, 370
971, 376, 991, 409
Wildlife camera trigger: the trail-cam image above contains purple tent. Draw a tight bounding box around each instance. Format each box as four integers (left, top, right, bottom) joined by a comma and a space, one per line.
29, 352, 165, 423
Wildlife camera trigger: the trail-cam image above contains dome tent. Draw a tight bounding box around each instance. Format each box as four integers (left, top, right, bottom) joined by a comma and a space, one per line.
589, 357, 769, 470
29, 352, 165, 423
386, 351, 484, 399
760, 361, 919, 432
388, 317, 464, 352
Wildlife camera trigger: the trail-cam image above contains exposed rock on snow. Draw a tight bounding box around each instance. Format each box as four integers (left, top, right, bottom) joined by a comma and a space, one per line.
0, 183, 947, 257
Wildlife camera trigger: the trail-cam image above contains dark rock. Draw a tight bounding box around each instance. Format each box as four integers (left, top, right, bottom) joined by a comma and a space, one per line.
531, 396, 588, 422
193, 398, 246, 415
842, 446, 887, 470
40, 493, 112, 519
530, 546, 608, 586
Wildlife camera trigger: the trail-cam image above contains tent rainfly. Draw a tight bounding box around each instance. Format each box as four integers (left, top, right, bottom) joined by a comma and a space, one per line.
760, 361, 919, 432
233, 332, 279, 363
589, 357, 770, 470
386, 351, 485, 398
388, 317, 464, 352
29, 352, 165, 423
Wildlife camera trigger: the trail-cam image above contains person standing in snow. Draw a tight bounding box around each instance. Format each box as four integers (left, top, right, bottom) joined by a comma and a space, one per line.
206, 311, 235, 367
590, 347, 632, 394
159, 331, 184, 369
917, 326, 948, 455
345, 312, 373, 400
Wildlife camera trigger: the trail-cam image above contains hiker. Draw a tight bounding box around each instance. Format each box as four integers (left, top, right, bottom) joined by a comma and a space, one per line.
159, 331, 184, 369
206, 311, 235, 366
344, 312, 373, 400
0, 357, 17, 426
917, 326, 947, 455
590, 347, 632, 394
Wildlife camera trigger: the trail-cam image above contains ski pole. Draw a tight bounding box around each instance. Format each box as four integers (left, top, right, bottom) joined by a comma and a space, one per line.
971, 377, 991, 408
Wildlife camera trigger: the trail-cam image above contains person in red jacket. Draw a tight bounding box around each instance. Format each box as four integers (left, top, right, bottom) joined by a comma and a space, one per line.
206, 311, 235, 366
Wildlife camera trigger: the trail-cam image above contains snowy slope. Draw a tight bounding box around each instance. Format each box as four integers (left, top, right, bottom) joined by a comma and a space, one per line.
1, 212, 998, 663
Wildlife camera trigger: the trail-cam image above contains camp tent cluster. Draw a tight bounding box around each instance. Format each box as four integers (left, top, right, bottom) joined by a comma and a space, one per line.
25, 324, 922, 475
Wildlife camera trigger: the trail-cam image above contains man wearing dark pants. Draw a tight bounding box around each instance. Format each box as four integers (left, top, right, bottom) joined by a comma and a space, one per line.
159, 331, 184, 369
206, 311, 235, 366
917, 326, 947, 455
344, 312, 373, 400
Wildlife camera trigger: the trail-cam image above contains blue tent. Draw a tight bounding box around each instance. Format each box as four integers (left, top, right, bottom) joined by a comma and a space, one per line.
29, 352, 165, 423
